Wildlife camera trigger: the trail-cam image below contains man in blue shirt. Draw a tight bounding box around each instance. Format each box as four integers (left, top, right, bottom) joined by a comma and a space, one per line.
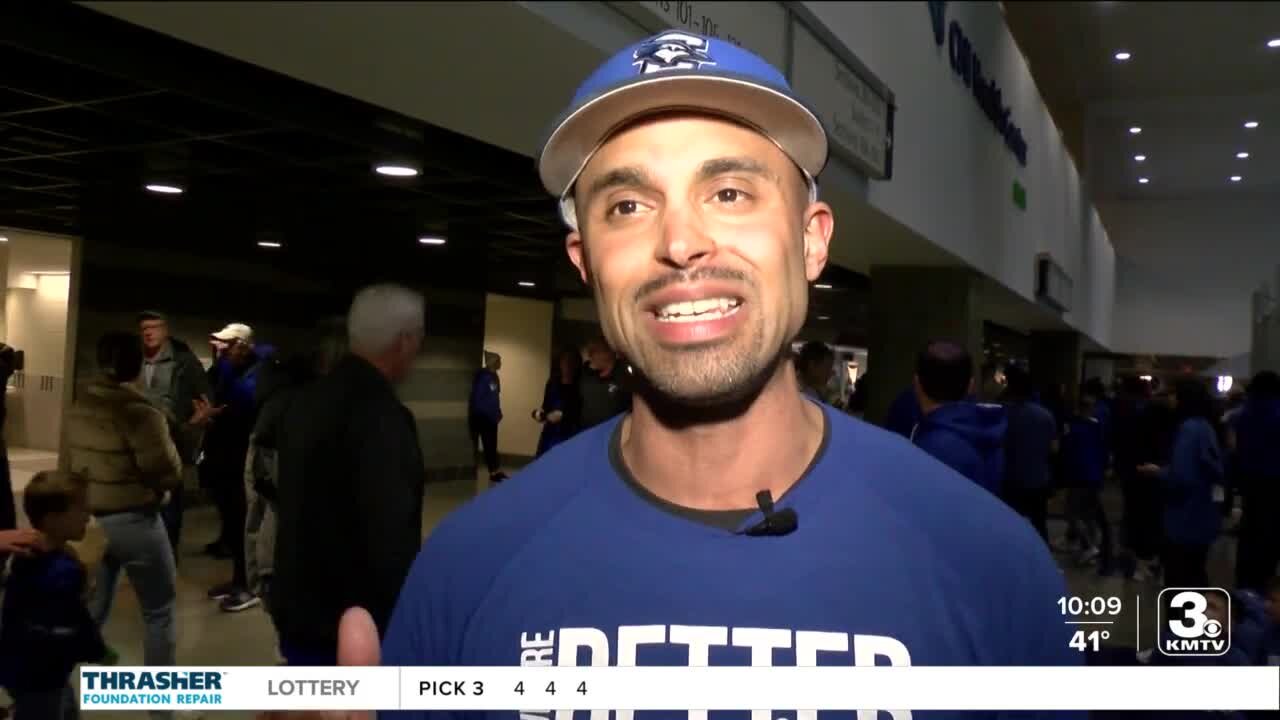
316, 30, 1079, 718
910, 340, 1008, 496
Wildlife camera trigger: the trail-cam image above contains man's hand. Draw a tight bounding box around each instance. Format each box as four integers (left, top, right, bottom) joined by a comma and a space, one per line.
0, 528, 48, 555
257, 607, 380, 720
546, 410, 564, 424
190, 395, 225, 426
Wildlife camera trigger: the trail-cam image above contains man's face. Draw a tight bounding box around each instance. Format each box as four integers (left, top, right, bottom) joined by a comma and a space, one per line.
225, 340, 252, 366
140, 319, 169, 352
586, 344, 614, 373
567, 114, 833, 405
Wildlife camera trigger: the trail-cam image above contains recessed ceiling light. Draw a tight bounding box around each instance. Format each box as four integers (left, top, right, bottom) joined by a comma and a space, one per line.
518, 281, 536, 288
0, 236, 8, 243
374, 164, 419, 177
1128, 126, 1142, 135
1236, 151, 1250, 159
1134, 154, 1147, 162
1245, 121, 1259, 129
418, 236, 446, 246
1230, 175, 1243, 183
257, 241, 282, 248
145, 183, 183, 194
1138, 177, 1150, 184
30, 271, 70, 276
817, 315, 831, 321
814, 283, 833, 290
1114, 51, 1132, 61
1268, 38, 1280, 49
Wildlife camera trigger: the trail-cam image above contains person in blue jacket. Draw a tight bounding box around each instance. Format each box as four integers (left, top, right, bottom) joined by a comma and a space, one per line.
910, 340, 1008, 495
1001, 363, 1059, 542
1062, 388, 1113, 573
368, 32, 1079, 717
469, 351, 507, 484
1139, 378, 1224, 589
1232, 370, 1280, 591
0, 471, 108, 719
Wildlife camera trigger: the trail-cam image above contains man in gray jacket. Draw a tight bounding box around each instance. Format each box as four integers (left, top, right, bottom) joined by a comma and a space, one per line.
138, 311, 217, 561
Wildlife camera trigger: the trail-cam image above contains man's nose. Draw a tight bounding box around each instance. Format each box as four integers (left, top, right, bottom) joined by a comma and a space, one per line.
657, 205, 715, 268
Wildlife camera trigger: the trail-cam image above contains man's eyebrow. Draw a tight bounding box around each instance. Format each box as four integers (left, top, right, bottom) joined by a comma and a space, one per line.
696, 156, 779, 184
582, 166, 653, 204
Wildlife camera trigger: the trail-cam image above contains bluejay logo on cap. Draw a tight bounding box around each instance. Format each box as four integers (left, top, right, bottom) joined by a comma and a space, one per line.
632, 31, 715, 75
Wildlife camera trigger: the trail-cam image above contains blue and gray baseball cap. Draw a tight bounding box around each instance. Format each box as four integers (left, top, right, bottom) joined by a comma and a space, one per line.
538, 30, 828, 225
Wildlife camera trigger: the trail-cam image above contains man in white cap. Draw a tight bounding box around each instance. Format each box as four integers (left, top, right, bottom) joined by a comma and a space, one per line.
203, 322, 270, 612
334, 30, 1078, 716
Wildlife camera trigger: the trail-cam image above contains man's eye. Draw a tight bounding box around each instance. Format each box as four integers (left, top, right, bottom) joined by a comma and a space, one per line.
610, 200, 640, 216
715, 188, 746, 204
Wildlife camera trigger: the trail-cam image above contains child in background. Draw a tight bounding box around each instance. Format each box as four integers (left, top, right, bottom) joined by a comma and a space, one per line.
0, 471, 107, 720
1062, 389, 1113, 573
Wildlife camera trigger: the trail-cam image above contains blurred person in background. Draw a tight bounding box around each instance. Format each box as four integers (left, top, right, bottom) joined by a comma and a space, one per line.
272, 284, 425, 666
911, 340, 1007, 496
1112, 376, 1160, 581
203, 322, 273, 611
533, 348, 582, 458
239, 352, 316, 616
1062, 385, 1112, 574
1001, 363, 1058, 542
137, 311, 216, 563
68, 332, 182, 717
1139, 379, 1224, 589
1232, 371, 1280, 591
578, 336, 631, 431
796, 340, 836, 405
469, 351, 507, 485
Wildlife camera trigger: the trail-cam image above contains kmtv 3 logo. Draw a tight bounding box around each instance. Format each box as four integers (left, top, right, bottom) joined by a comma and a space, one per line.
1158, 588, 1231, 657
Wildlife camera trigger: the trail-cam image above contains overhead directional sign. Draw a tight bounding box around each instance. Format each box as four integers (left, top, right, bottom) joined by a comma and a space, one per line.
789, 19, 892, 179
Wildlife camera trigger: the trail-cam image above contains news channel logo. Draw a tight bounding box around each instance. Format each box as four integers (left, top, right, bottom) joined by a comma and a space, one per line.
1157, 587, 1232, 657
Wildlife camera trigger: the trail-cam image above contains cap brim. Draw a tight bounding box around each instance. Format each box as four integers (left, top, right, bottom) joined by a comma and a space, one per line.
210, 332, 235, 342
538, 72, 828, 198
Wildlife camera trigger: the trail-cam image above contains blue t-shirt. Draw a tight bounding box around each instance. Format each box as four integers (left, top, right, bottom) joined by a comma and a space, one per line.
383, 405, 1079, 720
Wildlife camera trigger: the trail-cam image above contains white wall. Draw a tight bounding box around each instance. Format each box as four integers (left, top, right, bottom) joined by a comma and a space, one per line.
803, 1, 1115, 347
483, 294, 553, 458
1102, 196, 1277, 358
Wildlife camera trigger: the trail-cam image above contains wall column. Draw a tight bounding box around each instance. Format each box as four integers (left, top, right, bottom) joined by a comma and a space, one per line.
866, 266, 982, 426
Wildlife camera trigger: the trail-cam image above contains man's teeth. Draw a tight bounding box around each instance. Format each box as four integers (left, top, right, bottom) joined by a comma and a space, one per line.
655, 297, 742, 322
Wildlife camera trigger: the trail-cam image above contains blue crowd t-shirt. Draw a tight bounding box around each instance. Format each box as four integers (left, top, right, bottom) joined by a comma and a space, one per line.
383, 403, 1080, 720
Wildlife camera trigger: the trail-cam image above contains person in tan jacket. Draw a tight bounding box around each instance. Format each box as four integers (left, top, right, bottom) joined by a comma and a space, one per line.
66, 332, 208, 711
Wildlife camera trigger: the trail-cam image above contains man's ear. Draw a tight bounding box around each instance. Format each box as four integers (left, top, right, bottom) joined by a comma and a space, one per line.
567, 230, 590, 285
803, 202, 834, 282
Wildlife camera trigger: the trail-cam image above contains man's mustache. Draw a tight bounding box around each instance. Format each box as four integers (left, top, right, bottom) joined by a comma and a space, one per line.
633, 267, 753, 304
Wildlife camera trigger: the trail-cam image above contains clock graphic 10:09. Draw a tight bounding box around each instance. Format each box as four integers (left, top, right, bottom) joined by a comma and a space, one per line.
1058, 596, 1122, 616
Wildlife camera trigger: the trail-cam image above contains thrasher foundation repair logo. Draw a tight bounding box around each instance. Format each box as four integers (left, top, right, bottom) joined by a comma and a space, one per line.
1157, 587, 1232, 657
81, 669, 226, 708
